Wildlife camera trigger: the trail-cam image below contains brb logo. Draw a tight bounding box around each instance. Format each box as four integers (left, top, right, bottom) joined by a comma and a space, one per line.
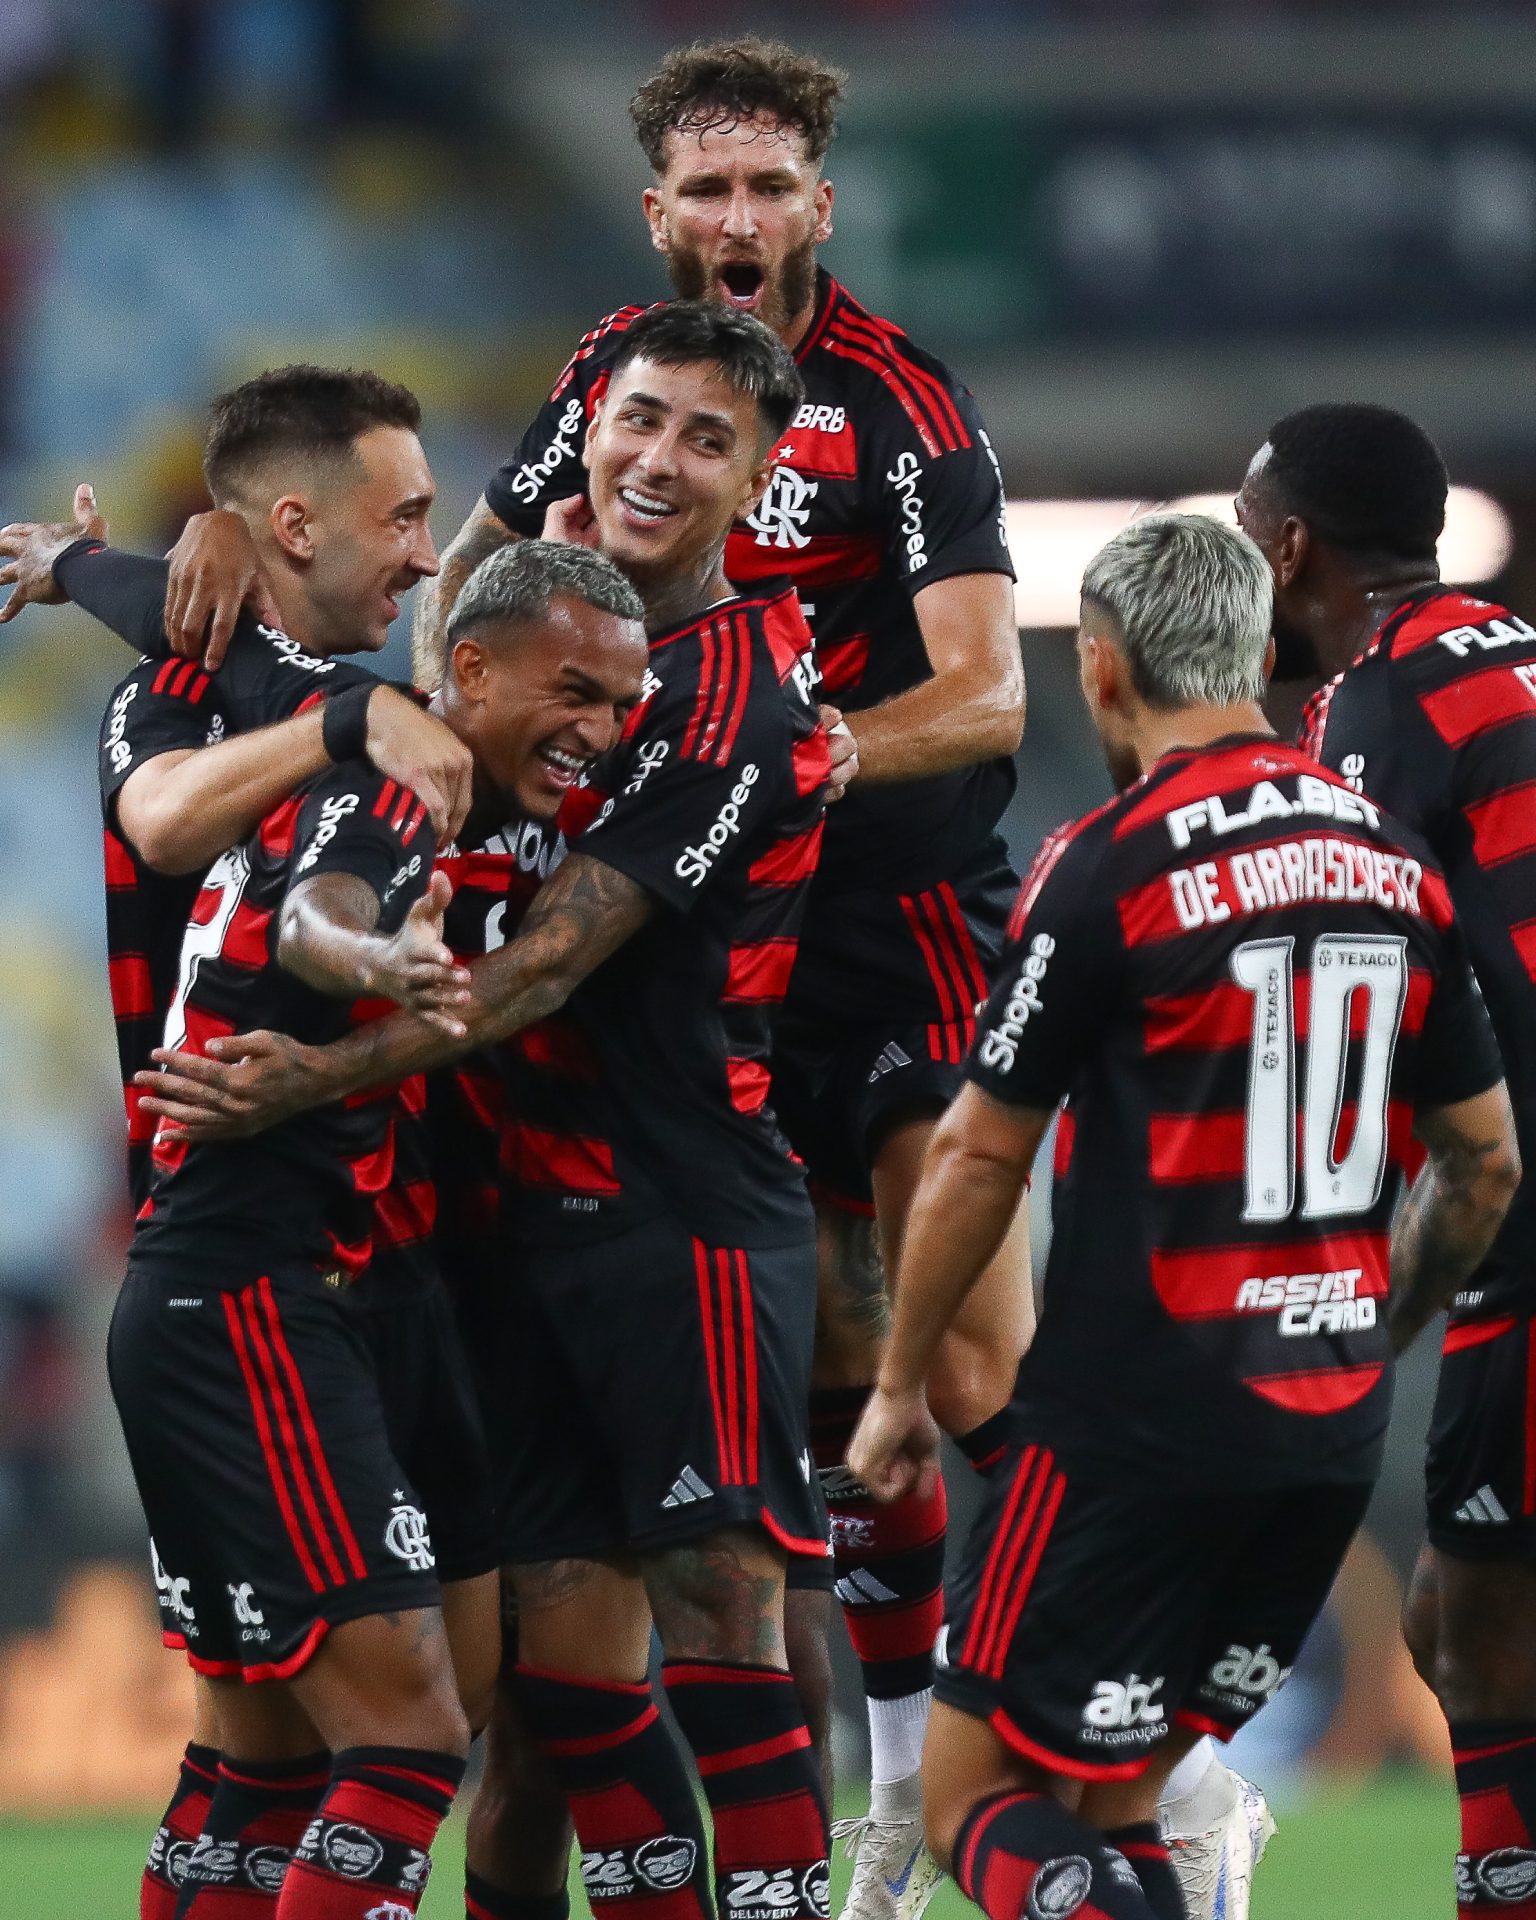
977, 934, 1055, 1073
384, 1502, 435, 1571
747, 467, 818, 550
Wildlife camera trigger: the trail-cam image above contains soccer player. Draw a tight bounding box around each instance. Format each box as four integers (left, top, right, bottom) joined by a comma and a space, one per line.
848, 513, 1521, 1920
1236, 404, 1536, 1917
0, 367, 506, 1918
142, 302, 836, 1920
161, 56, 1029, 1870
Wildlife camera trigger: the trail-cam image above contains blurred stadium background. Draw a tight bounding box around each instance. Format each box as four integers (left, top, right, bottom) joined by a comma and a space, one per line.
4, 1, 1534, 1911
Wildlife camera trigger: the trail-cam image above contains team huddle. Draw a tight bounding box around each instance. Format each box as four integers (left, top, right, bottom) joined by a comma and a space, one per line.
2, 33, 1534, 1920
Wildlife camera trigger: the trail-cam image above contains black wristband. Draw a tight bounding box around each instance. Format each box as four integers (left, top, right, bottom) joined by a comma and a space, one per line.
322, 683, 373, 764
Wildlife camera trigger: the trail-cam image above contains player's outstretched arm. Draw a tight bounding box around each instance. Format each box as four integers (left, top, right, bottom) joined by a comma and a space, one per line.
119, 685, 472, 873
0, 484, 109, 621
163, 510, 283, 667
848, 1082, 1046, 1502
411, 494, 519, 693
842, 571, 1025, 784
1390, 1081, 1523, 1353
137, 850, 652, 1135
277, 867, 470, 1034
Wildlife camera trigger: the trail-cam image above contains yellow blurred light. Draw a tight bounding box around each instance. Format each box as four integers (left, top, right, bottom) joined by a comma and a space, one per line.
1007, 489, 1514, 630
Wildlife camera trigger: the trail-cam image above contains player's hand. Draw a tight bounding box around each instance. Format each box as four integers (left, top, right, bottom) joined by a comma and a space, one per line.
820, 704, 859, 803
363, 871, 472, 1037
847, 1382, 942, 1504
164, 509, 282, 668
365, 686, 474, 843
0, 484, 109, 622
135, 1031, 335, 1138
541, 494, 601, 549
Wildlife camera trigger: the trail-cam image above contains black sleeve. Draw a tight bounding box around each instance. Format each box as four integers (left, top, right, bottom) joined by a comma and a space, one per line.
963, 826, 1112, 1111
99, 657, 226, 816
482, 308, 642, 535
870, 381, 1016, 599
54, 538, 379, 724
287, 762, 436, 930
576, 638, 788, 915
1416, 918, 1507, 1110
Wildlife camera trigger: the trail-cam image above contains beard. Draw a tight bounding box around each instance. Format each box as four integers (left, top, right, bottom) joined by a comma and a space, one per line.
1269, 610, 1323, 682
666, 235, 818, 338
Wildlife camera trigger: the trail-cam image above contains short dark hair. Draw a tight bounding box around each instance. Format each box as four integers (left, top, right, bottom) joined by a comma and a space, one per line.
448, 541, 644, 651
610, 301, 804, 447
630, 36, 845, 172
1263, 403, 1448, 563
204, 364, 422, 501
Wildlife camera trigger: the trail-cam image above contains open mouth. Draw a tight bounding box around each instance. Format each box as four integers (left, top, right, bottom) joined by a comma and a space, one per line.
619, 486, 679, 526
538, 745, 588, 791
718, 260, 765, 308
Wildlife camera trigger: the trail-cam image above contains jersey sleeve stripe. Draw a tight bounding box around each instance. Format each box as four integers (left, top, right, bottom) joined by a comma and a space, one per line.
372, 779, 399, 819
713, 611, 755, 766
827, 311, 970, 452
679, 616, 722, 761
823, 330, 950, 459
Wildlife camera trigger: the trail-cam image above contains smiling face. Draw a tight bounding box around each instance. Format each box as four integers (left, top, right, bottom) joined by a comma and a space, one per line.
447, 593, 648, 821
643, 114, 833, 340
583, 354, 775, 590
294, 424, 439, 652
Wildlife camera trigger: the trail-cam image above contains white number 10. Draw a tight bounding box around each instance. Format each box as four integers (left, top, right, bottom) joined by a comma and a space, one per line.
1230, 933, 1408, 1223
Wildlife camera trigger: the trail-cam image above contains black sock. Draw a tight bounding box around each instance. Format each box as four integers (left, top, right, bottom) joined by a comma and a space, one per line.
1106, 1822, 1188, 1920
954, 1790, 1155, 1919
177, 1751, 330, 1914
953, 1409, 1013, 1478
663, 1659, 828, 1920
145, 1741, 221, 1919
465, 1869, 572, 1920
514, 1664, 712, 1919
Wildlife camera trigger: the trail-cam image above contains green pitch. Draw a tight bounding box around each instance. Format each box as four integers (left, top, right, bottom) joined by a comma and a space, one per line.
5, 1773, 1453, 1918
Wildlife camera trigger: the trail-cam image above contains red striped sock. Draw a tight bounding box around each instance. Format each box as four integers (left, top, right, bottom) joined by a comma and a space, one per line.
177, 1752, 330, 1915
663, 1660, 828, 1920
512, 1665, 711, 1920
954, 1792, 1155, 1920
810, 1387, 947, 1702
1453, 1721, 1536, 1913
274, 1747, 464, 1918
144, 1742, 221, 1919
1104, 1823, 1187, 1919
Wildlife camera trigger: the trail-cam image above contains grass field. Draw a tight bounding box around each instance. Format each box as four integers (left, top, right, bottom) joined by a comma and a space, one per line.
6, 1772, 1453, 1918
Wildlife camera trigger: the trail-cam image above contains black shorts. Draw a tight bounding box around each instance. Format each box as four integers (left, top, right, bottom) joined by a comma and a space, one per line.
935, 1435, 1371, 1780
773, 855, 1015, 1208
109, 1261, 446, 1680
495, 1218, 830, 1570
360, 1279, 498, 1585
1427, 1307, 1536, 1560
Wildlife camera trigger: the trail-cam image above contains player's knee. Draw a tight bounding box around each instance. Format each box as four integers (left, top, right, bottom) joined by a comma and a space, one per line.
645, 1530, 787, 1663
925, 1341, 1012, 1439
1401, 1579, 1438, 1691
469, 1694, 574, 1886
920, 1767, 966, 1876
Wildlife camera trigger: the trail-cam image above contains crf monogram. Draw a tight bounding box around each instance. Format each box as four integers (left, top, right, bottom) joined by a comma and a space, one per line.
747, 469, 818, 550
384, 1503, 435, 1571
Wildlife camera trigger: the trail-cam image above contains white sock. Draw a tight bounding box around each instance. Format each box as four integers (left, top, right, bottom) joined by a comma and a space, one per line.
867, 1689, 931, 1798
1158, 1739, 1239, 1834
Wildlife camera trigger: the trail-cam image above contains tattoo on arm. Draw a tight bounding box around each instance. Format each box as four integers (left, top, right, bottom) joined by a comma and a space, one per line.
411, 495, 516, 689
1391, 1119, 1519, 1350
513, 1558, 604, 1614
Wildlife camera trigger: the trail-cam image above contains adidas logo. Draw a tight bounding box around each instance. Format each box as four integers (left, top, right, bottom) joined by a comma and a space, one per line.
868, 1040, 914, 1084
661, 1466, 714, 1509
1454, 1484, 1511, 1525
834, 1569, 899, 1607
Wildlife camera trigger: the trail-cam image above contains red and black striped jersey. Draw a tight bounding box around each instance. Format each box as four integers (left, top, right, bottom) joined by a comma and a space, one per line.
1300, 586, 1536, 1318
500, 583, 830, 1248
132, 761, 434, 1284
81, 545, 377, 1206
483, 269, 1015, 894
970, 735, 1502, 1490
